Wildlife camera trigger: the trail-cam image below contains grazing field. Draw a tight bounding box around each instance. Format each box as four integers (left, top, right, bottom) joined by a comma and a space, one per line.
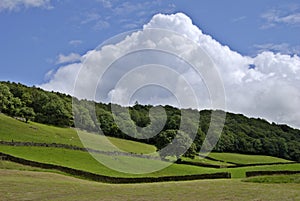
1, 145, 300, 179
0, 169, 299, 201
0, 114, 156, 154
208, 152, 292, 164
243, 174, 300, 184
1, 113, 299, 182
0, 146, 222, 177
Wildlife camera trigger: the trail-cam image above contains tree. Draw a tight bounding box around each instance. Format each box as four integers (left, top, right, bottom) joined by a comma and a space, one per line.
159, 130, 196, 159
18, 107, 35, 123
0, 83, 13, 113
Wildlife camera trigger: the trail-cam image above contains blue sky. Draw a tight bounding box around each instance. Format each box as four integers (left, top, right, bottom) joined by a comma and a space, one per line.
0, 0, 299, 86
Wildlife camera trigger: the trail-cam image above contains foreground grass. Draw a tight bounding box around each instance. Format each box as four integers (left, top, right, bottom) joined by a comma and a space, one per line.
208, 152, 292, 164
243, 174, 300, 184
0, 114, 156, 154
0, 169, 299, 201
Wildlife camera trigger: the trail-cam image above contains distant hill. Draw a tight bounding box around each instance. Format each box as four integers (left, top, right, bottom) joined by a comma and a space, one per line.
0, 81, 299, 161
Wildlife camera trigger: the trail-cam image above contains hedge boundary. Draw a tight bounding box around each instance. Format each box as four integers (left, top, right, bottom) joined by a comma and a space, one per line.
246, 170, 300, 177
0, 152, 231, 183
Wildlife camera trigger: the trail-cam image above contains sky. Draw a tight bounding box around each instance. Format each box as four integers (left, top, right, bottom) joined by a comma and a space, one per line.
1, 0, 300, 128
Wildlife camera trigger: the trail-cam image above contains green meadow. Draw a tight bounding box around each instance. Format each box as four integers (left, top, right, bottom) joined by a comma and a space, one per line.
1, 113, 300, 201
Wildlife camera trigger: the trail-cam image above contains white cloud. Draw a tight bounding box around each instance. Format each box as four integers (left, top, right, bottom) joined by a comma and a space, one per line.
232, 16, 246, 23
0, 0, 52, 11
254, 43, 300, 55
41, 13, 300, 128
42, 63, 82, 95
80, 12, 110, 31
56, 53, 81, 64
93, 20, 110, 30
69, 40, 83, 46
261, 6, 300, 28
98, 0, 113, 8
96, 0, 176, 31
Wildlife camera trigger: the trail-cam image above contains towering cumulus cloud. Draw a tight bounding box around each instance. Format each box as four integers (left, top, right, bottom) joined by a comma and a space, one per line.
41, 13, 300, 128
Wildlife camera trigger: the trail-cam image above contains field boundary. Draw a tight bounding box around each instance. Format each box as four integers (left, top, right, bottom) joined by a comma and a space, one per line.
0, 152, 231, 183
246, 170, 300, 177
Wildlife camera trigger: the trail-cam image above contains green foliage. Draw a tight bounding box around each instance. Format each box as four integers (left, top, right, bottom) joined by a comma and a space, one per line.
17, 107, 35, 123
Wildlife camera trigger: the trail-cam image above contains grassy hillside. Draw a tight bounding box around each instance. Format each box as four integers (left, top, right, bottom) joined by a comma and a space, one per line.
208, 152, 293, 164
181, 156, 235, 167
1, 145, 300, 179
1, 81, 300, 162
1, 169, 299, 201
1, 113, 299, 180
0, 146, 222, 177
0, 114, 156, 154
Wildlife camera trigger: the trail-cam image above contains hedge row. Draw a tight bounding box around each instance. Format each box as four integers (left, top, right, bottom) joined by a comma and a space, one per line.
0, 152, 231, 183
246, 170, 300, 177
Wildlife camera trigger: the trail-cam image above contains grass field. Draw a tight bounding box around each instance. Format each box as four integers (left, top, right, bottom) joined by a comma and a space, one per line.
1, 169, 299, 201
226, 163, 300, 178
1, 113, 300, 181
0, 160, 50, 172
0, 114, 156, 154
208, 152, 292, 164
182, 156, 235, 167
243, 174, 300, 184
1, 145, 300, 179
0, 146, 223, 177
1, 113, 300, 200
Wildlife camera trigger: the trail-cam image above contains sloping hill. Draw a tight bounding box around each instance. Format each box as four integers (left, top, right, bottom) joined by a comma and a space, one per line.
1, 81, 300, 162
0, 114, 156, 154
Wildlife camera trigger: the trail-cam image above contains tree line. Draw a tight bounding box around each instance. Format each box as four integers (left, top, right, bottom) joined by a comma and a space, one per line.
0, 81, 300, 161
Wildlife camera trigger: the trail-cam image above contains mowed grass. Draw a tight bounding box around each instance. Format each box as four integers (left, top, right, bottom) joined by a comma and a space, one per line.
208, 152, 293, 164
0, 114, 156, 154
243, 174, 300, 184
1, 169, 300, 201
0, 146, 222, 177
